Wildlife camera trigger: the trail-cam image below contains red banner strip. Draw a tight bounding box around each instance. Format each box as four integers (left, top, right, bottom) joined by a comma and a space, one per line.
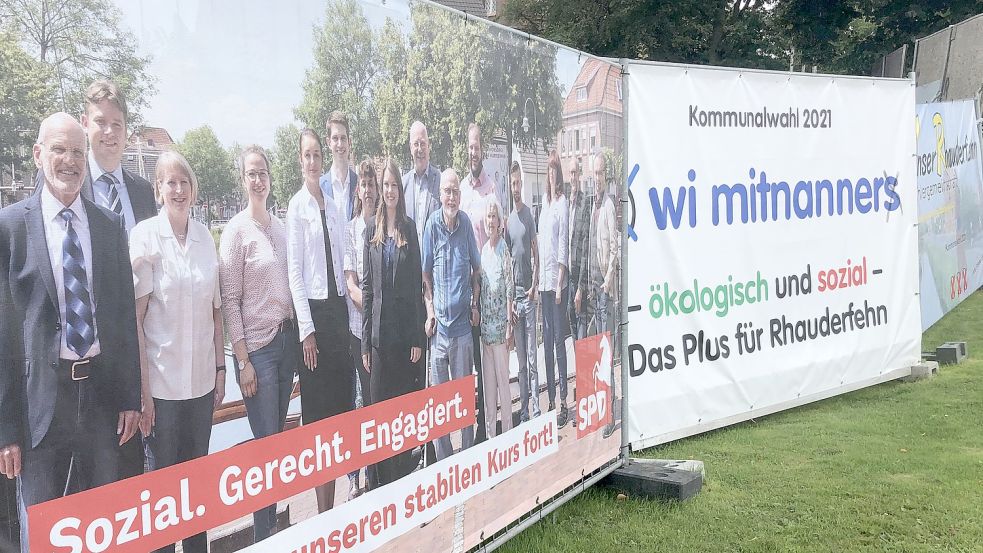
29, 376, 475, 553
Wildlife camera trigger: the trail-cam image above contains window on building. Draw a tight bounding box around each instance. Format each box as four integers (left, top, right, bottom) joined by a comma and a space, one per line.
576, 86, 587, 101
575, 129, 581, 152
590, 125, 597, 151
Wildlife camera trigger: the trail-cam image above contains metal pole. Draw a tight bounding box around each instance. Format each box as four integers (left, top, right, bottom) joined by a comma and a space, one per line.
618, 60, 631, 465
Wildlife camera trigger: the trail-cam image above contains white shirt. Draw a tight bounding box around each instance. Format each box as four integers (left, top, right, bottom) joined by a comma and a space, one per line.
130, 215, 221, 400
538, 195, 569, 293
324, 163, 352, 223
88, 152, 137, 235
344, 215, 368, 338
287, 184, 348, 341
40, 186, 101, 359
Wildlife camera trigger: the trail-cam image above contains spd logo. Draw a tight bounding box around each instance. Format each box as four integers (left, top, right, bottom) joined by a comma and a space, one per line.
576, 332, 613, 438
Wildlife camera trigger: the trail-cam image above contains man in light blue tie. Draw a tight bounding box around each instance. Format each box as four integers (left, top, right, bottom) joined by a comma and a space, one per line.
0, 113, 141, 552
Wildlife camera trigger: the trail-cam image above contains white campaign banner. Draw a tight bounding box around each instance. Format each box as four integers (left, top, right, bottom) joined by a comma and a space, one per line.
915, 100, 983, 329
243, 414, 558, 553
624, 63, 921, 450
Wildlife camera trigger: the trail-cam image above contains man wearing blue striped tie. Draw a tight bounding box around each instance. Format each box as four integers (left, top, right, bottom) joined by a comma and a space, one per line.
0, 113, 142, 553
80, 79, 158, 236
79, 79, 157, 479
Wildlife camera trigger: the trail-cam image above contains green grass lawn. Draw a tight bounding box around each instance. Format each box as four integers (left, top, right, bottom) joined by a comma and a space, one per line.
500, 292, 983, 552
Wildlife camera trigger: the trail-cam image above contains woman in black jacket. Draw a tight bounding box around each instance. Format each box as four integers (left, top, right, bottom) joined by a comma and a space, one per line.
361, 157, 426, 486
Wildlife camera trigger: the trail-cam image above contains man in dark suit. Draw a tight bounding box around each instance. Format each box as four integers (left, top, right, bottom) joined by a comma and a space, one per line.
32, 80, 157, 231
402, 121, 442, 243
80, 79, 156, 478
0, 113, 141, 552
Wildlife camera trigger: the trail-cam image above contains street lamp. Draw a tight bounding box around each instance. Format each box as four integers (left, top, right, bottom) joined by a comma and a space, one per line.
522, 97, 539, 209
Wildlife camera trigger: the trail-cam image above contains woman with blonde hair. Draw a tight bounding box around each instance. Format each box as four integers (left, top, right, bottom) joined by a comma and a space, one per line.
130, 150, 225, 553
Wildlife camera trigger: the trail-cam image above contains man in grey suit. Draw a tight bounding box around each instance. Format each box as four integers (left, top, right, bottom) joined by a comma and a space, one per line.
403, 121, 442, 243
0, 113, 141, 552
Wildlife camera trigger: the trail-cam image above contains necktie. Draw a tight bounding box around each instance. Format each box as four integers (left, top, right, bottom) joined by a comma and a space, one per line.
61, 209, 96, 358
98, 173, 125, 227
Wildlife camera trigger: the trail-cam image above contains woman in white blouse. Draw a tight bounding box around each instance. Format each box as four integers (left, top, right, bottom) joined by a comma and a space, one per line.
130, 150, 225, 553
538, 150, 570, 427
286, 128, 355, 513
219, 145, 297, 543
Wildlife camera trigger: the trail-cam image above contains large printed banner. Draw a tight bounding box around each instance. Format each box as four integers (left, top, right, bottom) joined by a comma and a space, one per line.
915, 100, 983, 328
6, 1, 623, 551
244, 413, 559, 553
29, 379, 475, 552
624, 63, 921, 449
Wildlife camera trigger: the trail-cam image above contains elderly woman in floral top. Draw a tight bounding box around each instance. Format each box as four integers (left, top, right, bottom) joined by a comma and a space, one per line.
479, 198, 515, 438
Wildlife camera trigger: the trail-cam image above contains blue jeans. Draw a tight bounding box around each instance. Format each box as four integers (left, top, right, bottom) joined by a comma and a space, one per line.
513, 288, 540, 422
430, 331, 474, 461
148, 391, 214, 553
234, 325, 298, 542
542, 287, 569, 407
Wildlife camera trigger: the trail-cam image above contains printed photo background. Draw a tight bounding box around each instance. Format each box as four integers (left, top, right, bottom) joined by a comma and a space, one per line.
915, 100, 983, 329
8, 1, 624, 551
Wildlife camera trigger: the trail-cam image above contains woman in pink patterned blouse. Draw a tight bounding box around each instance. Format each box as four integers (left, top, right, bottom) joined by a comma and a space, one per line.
218, 145, 298, 543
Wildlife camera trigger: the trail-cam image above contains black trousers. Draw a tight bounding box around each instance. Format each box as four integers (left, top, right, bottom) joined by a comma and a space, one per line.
16, 360, 121, 553
370, 342, 421, 486
299, 298, 355, 423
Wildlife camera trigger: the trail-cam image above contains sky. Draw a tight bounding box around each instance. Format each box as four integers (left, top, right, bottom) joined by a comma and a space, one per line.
112, 0, 586, 149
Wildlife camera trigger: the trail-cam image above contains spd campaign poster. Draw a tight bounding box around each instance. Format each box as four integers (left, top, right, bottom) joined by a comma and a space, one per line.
623, 63, 922, 449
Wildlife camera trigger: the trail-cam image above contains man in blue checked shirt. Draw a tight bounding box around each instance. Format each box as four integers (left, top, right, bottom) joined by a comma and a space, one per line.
422, 169, 481, 461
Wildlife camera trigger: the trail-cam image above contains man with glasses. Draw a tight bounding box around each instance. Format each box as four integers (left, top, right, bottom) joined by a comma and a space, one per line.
30, 80, 155, 478
422, 169, 481, 460
0, 113, 141, 552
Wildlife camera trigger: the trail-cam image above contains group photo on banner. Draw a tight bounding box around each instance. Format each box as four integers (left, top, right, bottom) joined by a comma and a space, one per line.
0, 0, 623, 551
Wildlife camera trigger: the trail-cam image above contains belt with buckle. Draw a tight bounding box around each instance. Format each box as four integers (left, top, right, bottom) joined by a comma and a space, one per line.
58, 357, 96, 381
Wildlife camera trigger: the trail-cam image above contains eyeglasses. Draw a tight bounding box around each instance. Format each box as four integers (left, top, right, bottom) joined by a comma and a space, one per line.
43, 144, 86, 159
245, 170, 269, 181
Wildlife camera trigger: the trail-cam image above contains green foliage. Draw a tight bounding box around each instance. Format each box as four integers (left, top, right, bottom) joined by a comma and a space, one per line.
0, 0, 155, 120
0, 27, 58, 179
295, 2, 563, 175
375, 17, 410, 167
295, 0, 381, 156
502, 291, 983, 553
501, 0, 983, 75
270, 124, 302, 208
178, 126, 235, 204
